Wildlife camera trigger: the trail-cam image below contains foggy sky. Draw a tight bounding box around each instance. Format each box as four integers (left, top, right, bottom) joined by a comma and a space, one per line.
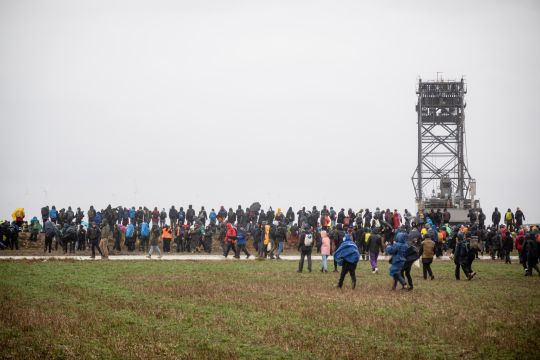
1, 0, 539, 223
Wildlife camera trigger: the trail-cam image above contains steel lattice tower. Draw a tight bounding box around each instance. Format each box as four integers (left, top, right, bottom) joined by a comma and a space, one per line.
411, 78, 474, 208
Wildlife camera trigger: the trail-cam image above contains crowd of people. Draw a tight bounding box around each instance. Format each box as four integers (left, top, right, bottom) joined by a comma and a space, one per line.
1, 204, 539, 289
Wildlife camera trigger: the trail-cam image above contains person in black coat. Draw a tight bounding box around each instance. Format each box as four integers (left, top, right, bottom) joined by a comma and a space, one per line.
286, 207, 295, 225
297, 226, 314, 273
515, 208, 525, 228
502, 232, 514, 264
524, 233, 540, 276
87, 222, 103, 259
492, 208, 501, 228
331, 225, 345, 272
453, 233, 475, 280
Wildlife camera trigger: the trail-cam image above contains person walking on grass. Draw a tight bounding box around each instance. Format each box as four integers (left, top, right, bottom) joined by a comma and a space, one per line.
146, 225, 162, 259
320, 230, 331, 272
100, 223, 111, 259
297, 225, 314, 273
334, 229, 360, 289
88, 222, 104, 259
453, 233, 475, 280
420, 235, 435, 280
223, 223, 237, 258
366, 228, 383, 274
524, 227, 540, 276
235, 227, 251, 259
385, 230, 408, 290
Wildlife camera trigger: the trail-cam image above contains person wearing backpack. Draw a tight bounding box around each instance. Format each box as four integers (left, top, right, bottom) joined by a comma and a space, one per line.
29, 217, 42, 241
504, 209, 514, 232
401, 240, 420, 291
385, 230, 408, 290
44, 220, 56, 253
297, 225, 314, 273
198, 206, 208, 225
334, 229, 360, 289
125, 223, 135, 252
177, 207, 185, 226
209, 209, 217, 226
420, 235, 435, 280
329, 207, 337, 227
41, 206, 50, 225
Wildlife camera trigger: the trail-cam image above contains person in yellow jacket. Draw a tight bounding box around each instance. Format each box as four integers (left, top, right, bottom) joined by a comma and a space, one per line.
258, 222, 271, 258
12, 208, 25, 227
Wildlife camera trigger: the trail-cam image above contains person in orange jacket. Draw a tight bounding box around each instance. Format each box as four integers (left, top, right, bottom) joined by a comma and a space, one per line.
161, 226, 173, 253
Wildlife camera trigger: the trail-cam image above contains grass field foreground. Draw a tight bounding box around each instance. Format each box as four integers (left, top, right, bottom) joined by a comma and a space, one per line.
0, 260, 539, 359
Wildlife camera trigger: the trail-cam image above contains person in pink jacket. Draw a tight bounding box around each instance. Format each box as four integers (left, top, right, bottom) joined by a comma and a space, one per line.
320, 230, 331, 272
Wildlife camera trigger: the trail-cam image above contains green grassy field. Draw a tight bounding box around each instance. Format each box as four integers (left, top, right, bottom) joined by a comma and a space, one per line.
0, 260, 539, 359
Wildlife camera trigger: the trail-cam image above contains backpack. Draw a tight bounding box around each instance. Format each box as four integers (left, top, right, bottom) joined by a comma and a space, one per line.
209, 212, 217, 221
276, 226, 286, 238
469, 236, 480, 250
505, 212, 513, 221
304, 233, 313, 247
405, 245, 420, 262
141, 224, 149, 237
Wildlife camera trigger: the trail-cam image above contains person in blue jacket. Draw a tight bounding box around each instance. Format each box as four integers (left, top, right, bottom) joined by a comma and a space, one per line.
50, 206, 58, 224
139, 221, 150, 252
94, 211, 102, 226
235, 227, 251, 259
334, 228, 360, 289
385, 230, 409, 290
129, 207, 136, 224
209, 209, 217, 226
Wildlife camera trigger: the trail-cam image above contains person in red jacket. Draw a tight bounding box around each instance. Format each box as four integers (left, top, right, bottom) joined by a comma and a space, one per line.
392, 210, 401, 230
223, 223, 237, 258
151, 207, 160, 227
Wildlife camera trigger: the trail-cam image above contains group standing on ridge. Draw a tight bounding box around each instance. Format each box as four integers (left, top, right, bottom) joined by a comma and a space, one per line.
1, 204, 538, 287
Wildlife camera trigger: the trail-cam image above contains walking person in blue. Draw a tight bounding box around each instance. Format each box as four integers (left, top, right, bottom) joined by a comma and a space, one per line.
334, 228, 360, 289
385, 230, 409, 290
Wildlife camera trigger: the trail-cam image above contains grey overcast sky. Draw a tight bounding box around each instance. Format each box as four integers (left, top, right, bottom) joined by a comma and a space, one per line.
1, 0, 539, 222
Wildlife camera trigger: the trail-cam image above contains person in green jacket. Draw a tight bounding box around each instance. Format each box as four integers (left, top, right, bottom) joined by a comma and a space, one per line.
29, 216, 42, 241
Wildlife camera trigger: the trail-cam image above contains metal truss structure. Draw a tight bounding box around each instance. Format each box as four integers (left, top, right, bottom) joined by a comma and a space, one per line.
411, 78, 475, 208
